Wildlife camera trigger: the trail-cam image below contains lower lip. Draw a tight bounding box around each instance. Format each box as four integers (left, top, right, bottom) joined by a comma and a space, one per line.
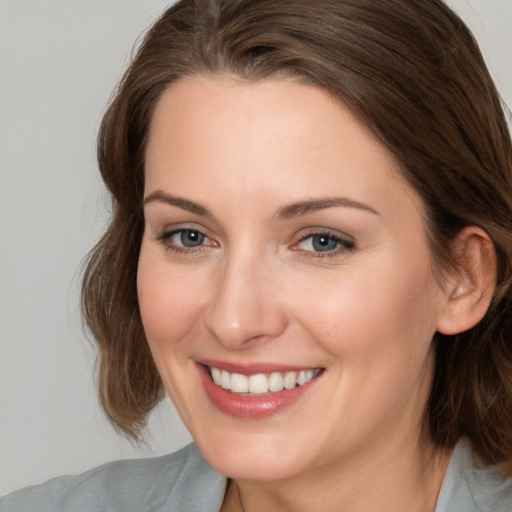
197, 364, 321, 419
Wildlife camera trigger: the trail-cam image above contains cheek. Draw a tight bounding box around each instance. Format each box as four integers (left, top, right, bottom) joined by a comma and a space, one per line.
298, 259, 441, 430
295, 254, 442, 364
136, 245, 211, 425
137, 247, 207, 355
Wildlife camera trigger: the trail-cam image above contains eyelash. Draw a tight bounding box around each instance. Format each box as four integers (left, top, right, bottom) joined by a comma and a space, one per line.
156, 228, 356, 258
156, 228, 215, 254
295, 232, 355, 259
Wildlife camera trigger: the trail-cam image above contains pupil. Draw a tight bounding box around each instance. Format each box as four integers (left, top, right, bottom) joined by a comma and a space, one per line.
181, 230, 204, 247
312, 234, 337, 252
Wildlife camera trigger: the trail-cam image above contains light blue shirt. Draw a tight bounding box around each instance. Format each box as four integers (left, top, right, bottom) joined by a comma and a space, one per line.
436, 438, 512, 512
1, 439, 511, 511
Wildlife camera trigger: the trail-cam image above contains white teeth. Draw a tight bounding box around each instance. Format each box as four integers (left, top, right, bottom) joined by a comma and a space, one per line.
211, 367, 222, 386
209, 367, 320, 395
221, 370, 231, 390
230, 373, 249, 393
268, 372, 284, 392
283, 371, 297, 390
248, 374, 268, 394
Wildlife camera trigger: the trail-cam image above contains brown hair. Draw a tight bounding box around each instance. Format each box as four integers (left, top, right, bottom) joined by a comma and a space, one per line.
82, 0, 512, 470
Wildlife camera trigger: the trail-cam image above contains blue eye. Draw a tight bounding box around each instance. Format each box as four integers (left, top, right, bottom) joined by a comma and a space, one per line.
158, 228, 210, 251
177, 229, 205, 247
310, 234, 340, 252
297, 233, 354, 255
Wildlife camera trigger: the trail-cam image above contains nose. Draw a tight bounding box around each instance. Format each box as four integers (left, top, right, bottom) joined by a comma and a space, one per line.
203, 250, 287, 349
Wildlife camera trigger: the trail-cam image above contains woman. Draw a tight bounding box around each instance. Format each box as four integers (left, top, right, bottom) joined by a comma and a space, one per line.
2, 0, 512, 510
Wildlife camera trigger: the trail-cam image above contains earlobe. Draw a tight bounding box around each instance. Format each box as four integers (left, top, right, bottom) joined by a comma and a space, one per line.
436, 226, 497, 335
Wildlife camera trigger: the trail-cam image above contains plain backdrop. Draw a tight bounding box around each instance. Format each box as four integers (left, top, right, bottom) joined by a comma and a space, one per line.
1, 0, 511, 496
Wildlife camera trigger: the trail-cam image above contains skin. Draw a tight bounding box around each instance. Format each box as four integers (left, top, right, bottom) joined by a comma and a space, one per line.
138, 76, 475, 511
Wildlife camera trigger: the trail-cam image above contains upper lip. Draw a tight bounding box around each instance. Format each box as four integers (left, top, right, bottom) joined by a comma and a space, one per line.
197, 358, 323, 376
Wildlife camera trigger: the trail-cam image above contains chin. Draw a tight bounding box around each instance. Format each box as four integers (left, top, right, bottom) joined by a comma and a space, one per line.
206, 448, 307, 482
191, 423, 316, 481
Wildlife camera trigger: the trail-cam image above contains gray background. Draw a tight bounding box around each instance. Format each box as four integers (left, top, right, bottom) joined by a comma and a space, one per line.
1, 0, 511, 496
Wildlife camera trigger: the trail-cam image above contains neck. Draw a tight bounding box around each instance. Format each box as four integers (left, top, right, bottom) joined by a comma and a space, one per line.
222, 436, 452, 512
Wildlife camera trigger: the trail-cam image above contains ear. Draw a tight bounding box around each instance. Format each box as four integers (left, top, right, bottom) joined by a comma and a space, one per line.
436, 226, 497, 335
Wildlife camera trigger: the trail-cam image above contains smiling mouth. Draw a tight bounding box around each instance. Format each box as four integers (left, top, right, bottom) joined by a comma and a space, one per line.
208, 366, 323, 395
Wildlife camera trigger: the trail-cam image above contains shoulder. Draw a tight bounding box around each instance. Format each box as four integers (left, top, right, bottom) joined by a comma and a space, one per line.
436, 438, 512, 512
0, 443, 227, 512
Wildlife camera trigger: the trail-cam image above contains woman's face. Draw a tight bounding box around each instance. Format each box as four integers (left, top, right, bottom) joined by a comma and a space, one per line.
138, 76, 450, 481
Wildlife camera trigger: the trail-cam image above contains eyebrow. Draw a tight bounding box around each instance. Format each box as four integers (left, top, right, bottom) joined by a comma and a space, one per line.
143, 190, 379, 219
143, 190, 212, 217
275, 197, 379, 220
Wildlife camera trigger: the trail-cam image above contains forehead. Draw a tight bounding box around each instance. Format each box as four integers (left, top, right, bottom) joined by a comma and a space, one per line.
144, 75, 422, 220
